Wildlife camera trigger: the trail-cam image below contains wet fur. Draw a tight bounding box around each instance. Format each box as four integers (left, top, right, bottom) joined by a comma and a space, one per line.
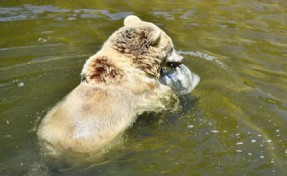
37, 16, 178, 154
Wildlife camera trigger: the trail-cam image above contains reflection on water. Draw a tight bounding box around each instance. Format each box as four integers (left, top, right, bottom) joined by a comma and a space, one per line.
0, 0, 287, 175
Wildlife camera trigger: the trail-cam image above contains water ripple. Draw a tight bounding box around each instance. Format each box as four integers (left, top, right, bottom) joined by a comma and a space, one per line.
0, 4, 132, 22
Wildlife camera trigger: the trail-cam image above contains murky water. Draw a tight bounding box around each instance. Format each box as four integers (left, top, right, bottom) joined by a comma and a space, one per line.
1, 0, 287, 175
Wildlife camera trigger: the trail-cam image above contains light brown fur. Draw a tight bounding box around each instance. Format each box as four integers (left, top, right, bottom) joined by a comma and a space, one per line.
37, 15, 180, 154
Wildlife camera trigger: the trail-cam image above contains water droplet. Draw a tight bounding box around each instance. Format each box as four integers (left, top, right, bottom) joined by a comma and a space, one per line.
251, 139, 256, 143
211, 130, 219, 133
38, 38, 47, 43
187, 125, 194, 128
18, 82, 24, 87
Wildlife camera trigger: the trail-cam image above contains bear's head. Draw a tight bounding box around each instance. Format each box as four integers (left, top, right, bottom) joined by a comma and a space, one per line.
81, 15, 199, 94
106, 15, 184, 78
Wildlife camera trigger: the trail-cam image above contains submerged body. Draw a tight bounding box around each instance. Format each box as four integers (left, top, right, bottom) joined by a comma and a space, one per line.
38, 81, 174, 153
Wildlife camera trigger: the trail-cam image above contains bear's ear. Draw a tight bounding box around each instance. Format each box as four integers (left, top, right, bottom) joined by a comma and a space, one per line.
149, 30, 161, 45
124, 15, 142, 26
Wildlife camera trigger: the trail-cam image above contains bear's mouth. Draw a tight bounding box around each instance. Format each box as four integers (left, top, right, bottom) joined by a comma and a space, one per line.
166, 60, 184, 68
160, 56, 186, 76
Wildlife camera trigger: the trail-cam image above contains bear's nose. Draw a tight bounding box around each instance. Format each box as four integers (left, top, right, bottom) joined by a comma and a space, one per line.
166, 49, 185, 64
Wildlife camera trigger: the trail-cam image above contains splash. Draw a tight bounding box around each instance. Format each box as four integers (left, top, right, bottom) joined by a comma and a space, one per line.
179, 51, 227, 70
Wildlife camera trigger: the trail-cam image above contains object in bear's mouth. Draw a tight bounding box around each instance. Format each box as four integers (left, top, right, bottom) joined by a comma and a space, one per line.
160, 64, 200, 95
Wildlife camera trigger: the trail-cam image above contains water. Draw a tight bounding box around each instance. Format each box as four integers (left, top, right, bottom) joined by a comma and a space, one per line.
0, 0, 287, 175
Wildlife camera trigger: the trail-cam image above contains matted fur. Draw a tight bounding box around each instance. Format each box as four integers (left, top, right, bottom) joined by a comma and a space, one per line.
87, 56, 123, 84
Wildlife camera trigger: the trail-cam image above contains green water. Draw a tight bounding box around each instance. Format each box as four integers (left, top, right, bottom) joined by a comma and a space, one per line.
0, 0, 287, 175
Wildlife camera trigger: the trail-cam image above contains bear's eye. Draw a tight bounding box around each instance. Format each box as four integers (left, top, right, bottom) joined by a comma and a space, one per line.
81, 73, 88, 83
162, 48, 173, 62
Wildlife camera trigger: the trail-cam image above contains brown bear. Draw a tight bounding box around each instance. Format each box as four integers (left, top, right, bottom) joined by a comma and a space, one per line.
37, 15, 200, 154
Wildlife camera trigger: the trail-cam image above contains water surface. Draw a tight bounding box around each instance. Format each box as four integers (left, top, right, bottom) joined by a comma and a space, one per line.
1, 0, 287, 175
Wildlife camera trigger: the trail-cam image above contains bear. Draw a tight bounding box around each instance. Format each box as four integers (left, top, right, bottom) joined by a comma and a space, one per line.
37, 15, 200, 154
